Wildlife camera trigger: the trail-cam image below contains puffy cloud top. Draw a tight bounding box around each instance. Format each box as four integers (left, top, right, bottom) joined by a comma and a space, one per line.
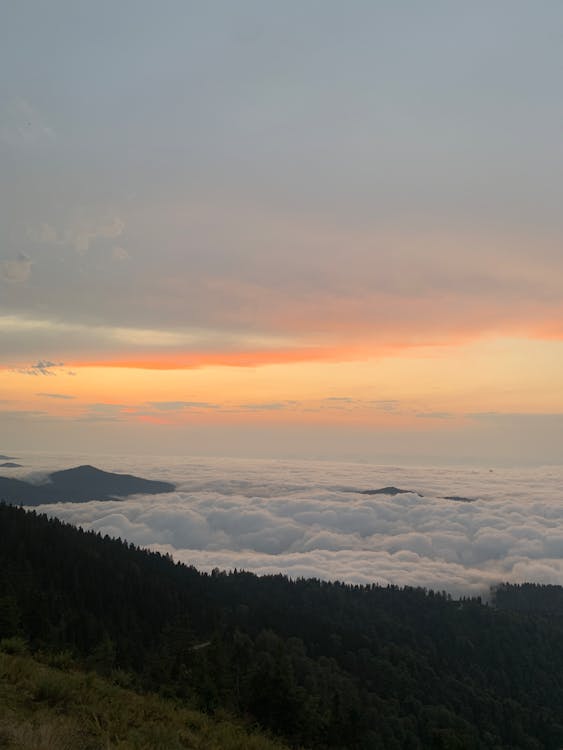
24, 455, 563, 597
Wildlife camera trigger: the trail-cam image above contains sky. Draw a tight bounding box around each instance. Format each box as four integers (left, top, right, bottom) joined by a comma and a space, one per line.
1, 1, 563, 464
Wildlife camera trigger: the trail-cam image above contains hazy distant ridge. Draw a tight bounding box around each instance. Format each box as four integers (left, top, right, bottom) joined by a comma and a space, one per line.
359, 486, 476, 502
0, 464, 175, 505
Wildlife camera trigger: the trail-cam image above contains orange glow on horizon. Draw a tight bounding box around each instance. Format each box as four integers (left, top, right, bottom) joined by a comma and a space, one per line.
3, 337, 563, 434
45, 339, 465, 371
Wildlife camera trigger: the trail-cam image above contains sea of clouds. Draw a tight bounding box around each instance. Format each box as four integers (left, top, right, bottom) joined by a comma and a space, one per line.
9, 454, 563, 596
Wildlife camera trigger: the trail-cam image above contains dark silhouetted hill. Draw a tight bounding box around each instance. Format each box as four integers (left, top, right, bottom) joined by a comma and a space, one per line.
359, 486, 477, 502
0, 464, 175, 505
360, 485, 422, 496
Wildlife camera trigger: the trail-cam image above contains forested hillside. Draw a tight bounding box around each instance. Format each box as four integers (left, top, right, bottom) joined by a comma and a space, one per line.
2, 502, 563, 749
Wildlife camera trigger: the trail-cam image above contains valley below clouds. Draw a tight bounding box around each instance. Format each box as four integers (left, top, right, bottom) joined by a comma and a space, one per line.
14, 455, 563, 596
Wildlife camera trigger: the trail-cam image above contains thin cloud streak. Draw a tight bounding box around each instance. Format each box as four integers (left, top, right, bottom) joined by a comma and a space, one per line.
36, 393, 75, 400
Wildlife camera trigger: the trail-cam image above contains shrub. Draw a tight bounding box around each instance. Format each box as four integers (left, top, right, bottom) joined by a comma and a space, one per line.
33, 673, 74, 709
0, 637, 27, 656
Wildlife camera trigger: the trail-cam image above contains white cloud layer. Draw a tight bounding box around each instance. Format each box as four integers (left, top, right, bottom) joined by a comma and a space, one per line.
14, 456, 563, 597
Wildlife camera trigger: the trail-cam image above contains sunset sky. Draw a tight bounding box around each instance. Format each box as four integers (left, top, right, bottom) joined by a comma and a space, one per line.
2, 1, 563, 464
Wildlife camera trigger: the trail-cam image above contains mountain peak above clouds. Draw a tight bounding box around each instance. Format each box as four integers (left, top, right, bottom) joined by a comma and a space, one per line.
0, 465, 175, 505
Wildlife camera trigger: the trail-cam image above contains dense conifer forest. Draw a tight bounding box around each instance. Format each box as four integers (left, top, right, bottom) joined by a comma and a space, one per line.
2, 502, 563, 749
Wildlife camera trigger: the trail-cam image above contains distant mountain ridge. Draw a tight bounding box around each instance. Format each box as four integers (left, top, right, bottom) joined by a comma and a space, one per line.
359, 486, 476, 502
360, 485, 424, 497
0, 464, 175, 505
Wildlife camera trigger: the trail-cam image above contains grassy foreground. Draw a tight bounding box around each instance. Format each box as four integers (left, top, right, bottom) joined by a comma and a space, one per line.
0, 643, 292, 750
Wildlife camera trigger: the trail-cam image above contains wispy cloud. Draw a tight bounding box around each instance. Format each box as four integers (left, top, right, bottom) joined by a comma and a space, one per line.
0, 253, 31, 283
17, 360, 64, 376
0, 409, 47, 419
238, 401, 298, 411
372, 400, 401, 412
75, 403, 126, 423
0, 98, 55, 146
416, 412, 453, 420
28, 214, 125, 255
468, 412, 563, 422
36, 392, 74, 400
148, 401, 219, 411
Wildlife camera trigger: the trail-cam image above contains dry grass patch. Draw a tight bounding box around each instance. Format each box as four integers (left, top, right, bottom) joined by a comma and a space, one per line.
0, 650, 294, 750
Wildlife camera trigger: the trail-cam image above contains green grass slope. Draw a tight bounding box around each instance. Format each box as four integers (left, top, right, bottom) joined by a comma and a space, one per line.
0, 642, 292, 750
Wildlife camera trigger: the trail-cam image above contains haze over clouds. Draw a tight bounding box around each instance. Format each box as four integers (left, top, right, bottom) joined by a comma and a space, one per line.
19, 455, 563, 596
